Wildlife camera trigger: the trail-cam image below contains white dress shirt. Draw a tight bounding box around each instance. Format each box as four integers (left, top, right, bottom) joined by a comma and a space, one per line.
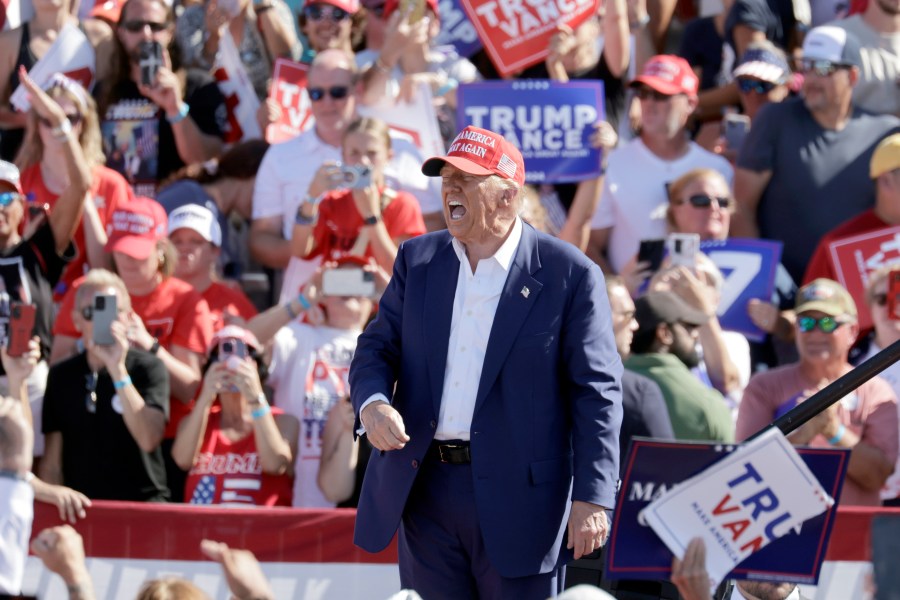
359, 218, 524, 438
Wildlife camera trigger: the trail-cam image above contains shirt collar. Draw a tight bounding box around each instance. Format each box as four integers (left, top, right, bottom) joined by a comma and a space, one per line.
451, 217, 523, 272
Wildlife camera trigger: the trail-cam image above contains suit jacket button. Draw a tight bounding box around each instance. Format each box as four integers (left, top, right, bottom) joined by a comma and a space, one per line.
411, 460, 419, 469
429, 420, 436, 429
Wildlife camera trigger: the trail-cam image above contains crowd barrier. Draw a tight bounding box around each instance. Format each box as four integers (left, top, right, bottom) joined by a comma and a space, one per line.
20, 502, 899, 599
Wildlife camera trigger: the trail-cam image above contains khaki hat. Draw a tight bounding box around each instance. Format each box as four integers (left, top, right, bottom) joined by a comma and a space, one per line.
795, 279, 857, 318
871, 133, 900, 179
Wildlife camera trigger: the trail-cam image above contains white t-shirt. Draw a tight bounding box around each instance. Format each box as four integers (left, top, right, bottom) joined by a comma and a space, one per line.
832, 15, 900, 116
268, 322, 361, 508
590, 138, 733, 273
0, 477, 33, 595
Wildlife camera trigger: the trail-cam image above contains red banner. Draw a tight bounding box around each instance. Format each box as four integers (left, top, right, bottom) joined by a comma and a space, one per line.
266, 58, 313, 144
460, 0, 599, 77
828, 226, 900, 330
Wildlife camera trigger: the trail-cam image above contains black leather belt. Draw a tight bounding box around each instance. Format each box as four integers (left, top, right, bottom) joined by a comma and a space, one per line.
429, 440, 471, 464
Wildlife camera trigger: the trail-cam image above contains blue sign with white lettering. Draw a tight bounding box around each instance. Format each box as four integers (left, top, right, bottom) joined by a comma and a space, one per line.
606, 439, 849, 583
434, 0, 483, 58
700, 238, 782, 343
456, 80, 605, 184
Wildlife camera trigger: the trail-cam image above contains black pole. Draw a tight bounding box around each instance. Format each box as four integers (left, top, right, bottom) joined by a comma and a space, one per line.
747, 337, 900, 442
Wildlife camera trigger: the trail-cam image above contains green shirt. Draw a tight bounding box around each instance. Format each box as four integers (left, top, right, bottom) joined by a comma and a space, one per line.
625, 353, 734, 443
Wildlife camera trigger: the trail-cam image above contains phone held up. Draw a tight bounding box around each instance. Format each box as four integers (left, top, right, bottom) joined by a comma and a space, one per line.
666, 233, 700, 268
887, 269, 900, 321
322, 268, 376, 298
7, 302, 36, 357
92, 294, 118, 346
138, 40, 163, 87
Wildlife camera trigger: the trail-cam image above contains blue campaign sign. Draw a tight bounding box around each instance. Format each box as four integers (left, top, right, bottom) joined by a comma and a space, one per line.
606, 439, 849, 583
700, 238, 782, 343
434, 0, 482, 58
456, 80, 605, 184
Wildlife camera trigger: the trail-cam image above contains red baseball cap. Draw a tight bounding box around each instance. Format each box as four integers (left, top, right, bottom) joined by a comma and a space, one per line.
382, 0, 439, 19
305, 0, 360, 13
104, 196, 168, 260
630, 55, 699, 96
422, 126, 525, 186
90, 0, 125, 23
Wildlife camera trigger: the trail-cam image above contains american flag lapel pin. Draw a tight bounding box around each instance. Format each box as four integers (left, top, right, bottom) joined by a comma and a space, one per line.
521, 286, 530, 299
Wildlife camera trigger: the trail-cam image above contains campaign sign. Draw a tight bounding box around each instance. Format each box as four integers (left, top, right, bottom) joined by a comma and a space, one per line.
266, 58, 313, 144
213, 30, 261, 143
700, 238, 781, 343
828, 227, 900, 331
459, 0, 598, 76
606, 438, 849, 583
435, 0, 483, 58
457, 80, 604, 184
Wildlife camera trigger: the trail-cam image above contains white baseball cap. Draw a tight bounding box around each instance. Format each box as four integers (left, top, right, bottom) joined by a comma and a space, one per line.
167, 204, 222, 247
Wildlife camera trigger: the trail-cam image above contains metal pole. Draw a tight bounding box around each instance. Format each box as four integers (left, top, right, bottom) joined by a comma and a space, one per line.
747, 338, 900, 441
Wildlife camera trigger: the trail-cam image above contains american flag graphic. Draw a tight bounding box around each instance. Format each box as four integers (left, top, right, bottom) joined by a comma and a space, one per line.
189, 475, 262, 506
190, 475, 216, 504
497, 154, 518, 179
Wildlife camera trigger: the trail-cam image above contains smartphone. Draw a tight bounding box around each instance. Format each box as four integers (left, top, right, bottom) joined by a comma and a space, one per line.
322, 268, 376, 297
7, 302, 35, 357
723, 113, 751, 151
888, 269, 900, 321
218, 338, 248, 360
138, 40, 163, 87
339, 165, 373, 189
92, 293, 117, 346
637, 239, 666, 272
666, 233, 700, 268
399, 0, 426, 22
872, 514, 900, 599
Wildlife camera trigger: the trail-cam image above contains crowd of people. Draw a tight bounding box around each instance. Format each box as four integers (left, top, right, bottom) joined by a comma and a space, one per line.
0, 0, 899, 595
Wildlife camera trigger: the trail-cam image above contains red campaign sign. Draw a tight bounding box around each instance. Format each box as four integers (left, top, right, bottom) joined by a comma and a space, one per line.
266, 58, 313, 144
828, 226, 900, 331
460, 0, 599, 77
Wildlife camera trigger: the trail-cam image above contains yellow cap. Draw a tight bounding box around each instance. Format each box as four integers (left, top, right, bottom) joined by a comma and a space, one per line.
871, 133, 900, 179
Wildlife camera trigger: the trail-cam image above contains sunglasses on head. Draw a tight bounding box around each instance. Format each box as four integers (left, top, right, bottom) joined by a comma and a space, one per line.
677, 194, 733, 210
635, 87, 675, 102
121, 19, 169, 32
796, 59, 850, 77
38, 113, 82, 128
797, 315, 847, 334
0, 192, 22, 207
304, 4, 351, 21
737, 78, 777, 94
307, 85, 350, 101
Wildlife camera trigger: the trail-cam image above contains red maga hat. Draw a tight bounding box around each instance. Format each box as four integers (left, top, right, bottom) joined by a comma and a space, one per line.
421, 126, 525, 186
104, 196, 168, 260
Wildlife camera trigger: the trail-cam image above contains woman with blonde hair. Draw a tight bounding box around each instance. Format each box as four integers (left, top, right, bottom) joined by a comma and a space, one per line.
15, 72, 132, 301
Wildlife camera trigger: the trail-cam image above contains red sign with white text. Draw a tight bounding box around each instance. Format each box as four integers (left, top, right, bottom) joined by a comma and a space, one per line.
266, 58, 313, 144
829, 226, 900, 330
460, 0, 599, 77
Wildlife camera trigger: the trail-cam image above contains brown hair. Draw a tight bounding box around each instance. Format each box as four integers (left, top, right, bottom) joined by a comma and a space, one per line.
136, 578, 210, 600
160, 139, 270, 188
342, 116, 391, 150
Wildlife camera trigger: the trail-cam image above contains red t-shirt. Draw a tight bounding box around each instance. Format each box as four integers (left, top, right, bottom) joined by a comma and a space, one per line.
20, 164, 132, 301
54, 276, 213, 437
803, 209, 887, 284
306, 188, 426, 261
199, 281, 258, 333
184, 406, 293, 506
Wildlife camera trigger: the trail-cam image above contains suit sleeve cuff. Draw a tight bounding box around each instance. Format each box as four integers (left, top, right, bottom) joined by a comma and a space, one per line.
356, 394, 391, 436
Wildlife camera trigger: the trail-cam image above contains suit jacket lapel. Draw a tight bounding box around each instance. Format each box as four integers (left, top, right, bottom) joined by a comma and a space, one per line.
473, 224, 543, 416
424, 237, 460, 417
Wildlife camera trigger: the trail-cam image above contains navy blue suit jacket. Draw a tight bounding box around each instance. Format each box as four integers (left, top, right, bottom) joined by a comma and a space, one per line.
349, 223, 623, 578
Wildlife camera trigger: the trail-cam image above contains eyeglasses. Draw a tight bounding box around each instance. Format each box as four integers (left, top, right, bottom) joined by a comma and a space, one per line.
736, 78, 777, 94
635, 87, 675, 102
38, 113, 82, 128
121, 19, 169, 32
85, 371, 98, 414
676, 194, 734, 210
0, 192, 22, 207
304, 5, 351, 21
797, 315, 848, 334
796, 59, 850, 77
307, 86, 350, 101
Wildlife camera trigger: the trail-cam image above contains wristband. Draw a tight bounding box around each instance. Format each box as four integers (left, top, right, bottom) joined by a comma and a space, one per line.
284, 302, 298, 319
435, 78, 459, 97
297, 293, 311, 310
166, 102, 190, 124
149, 338, 160, 355
251, 404, 271, 420
113, 375, 133, 390
827, 423, 846, 445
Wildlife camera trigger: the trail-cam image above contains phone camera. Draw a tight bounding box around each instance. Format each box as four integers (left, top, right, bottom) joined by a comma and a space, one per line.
222, 341, 234, 354
95, 296, 106, 310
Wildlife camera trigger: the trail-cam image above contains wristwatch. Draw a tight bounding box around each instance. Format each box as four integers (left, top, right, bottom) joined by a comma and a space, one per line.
149, 338, 160, 355
363, 215, 381, 226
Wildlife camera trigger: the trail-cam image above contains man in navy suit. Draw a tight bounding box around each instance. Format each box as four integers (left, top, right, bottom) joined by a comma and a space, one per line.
349, 125, 623, 599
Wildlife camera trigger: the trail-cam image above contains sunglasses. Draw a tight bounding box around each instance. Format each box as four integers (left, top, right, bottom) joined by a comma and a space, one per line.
307, 85, 350, 101
676, 194, 734, 210
797, 315, 848, 334
304, 5, 351, 21
796, 59, 850, 77
121, 19, 169, 32
0, 192, 22, 207
737, 78, 777, 94
38, 113, 82, 128
635, 87, 676, 102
